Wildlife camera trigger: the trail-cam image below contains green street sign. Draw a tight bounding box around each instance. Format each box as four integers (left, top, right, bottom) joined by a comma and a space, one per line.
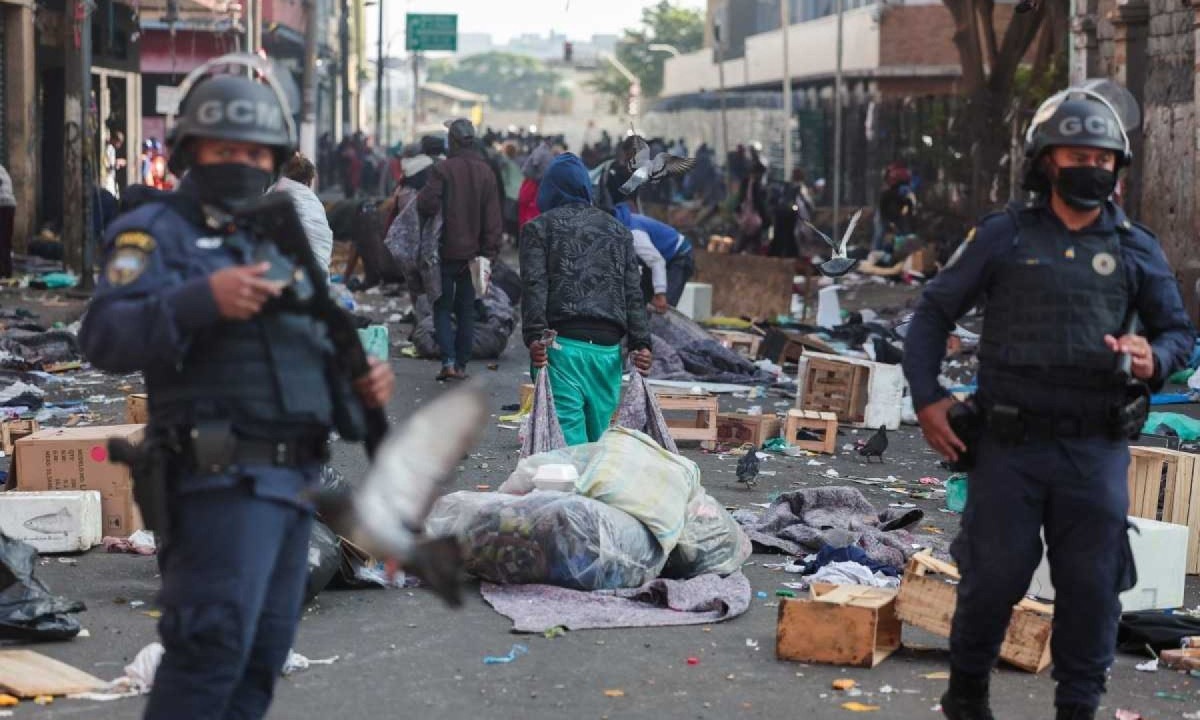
406, 13, 458, 52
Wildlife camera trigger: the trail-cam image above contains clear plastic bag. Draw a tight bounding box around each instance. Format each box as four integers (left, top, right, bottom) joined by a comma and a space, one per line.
426, 490, 666, 590
662, 491, 752, 579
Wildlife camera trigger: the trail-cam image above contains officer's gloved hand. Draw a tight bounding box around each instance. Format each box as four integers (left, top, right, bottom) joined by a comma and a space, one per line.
210, 262, 285, 320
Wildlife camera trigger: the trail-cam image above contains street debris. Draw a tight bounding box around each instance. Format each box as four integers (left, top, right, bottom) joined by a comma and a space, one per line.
482, 644, 528, 665
282, 651, 341, 675
603, 689, 626, 698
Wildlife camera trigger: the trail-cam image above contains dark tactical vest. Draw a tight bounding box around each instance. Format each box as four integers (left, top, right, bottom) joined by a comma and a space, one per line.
979, 206, 1131, 409
144, 222, 336, 439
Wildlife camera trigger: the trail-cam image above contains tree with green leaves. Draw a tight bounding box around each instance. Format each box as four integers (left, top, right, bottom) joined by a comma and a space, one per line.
426, 52, 566, 111
588, 0, 704, 107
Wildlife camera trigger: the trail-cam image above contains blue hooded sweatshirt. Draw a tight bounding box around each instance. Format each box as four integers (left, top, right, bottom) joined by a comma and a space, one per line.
613, 203, 691, 262
536, 153, 594, 213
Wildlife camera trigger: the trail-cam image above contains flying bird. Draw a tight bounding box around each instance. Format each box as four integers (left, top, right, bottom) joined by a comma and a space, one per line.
618, 134, 696, 196
805, 208, 864, 277
313, 383, 489, 606
736, 445, 760, 488
857, 425, 889, 463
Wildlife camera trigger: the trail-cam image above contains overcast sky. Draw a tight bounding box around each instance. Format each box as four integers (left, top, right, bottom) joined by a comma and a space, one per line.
371, 0, 707, 49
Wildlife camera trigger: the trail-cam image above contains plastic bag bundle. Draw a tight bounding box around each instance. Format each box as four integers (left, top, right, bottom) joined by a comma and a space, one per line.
662, 492, 752, 579
521, 368, 567, 458
0, 533, 84, 640
615, 371, 679, 454
305, 521, 341, 602
426, 491, 666, 590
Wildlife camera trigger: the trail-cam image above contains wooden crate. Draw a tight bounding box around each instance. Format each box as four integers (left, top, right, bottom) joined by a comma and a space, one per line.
0, 419, 38, 455
1127, 446, 1200, 574
654, 392, 719, 443
708, 330, 762, 359
895, 552, 1053, 674
708, 413, 781, 449
125, 393, 149, 425
1162, 647, 1200, 671
802, 357, 869, 423
776, 584, 901, 668
783, 409, 838, 454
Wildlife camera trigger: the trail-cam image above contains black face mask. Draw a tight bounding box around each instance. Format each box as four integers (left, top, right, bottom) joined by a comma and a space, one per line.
189, 163, 272, 210
1052, 164, 1117, 210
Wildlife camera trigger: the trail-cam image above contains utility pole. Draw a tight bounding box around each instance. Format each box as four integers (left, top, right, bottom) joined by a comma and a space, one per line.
63, 0, 94, 284
375, 0, 384, 144
411, 52, 420, 140
780, 0, 793, 181
339, 0, 350, 135
832, 0, 844, 241
301, 0, 319, 159
714, 19, 731, 190
244, 0, 254, 52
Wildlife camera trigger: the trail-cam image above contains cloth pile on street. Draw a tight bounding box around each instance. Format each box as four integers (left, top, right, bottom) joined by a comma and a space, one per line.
648, 309, 777, 385
410, 284, 517, 361
733, 486, 946, 576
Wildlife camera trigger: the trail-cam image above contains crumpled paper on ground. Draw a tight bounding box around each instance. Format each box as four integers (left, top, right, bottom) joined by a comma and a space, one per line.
102, 530, 156, 555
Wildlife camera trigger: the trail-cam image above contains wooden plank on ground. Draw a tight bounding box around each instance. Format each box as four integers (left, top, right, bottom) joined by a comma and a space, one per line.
0, 650, 104, 697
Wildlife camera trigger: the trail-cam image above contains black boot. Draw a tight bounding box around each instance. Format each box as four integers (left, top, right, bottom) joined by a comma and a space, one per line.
940, 669, 995, 720
1056, 705, 1096, 720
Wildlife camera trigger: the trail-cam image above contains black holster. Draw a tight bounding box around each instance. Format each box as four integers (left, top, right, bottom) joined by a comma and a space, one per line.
108, 425, 179, 536
946, 397, 984, 471
1112, 380, 1151, 442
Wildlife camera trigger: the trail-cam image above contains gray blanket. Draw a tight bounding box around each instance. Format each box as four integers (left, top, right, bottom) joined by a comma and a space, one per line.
480, 571, 751, 633
732, 486, 942, 569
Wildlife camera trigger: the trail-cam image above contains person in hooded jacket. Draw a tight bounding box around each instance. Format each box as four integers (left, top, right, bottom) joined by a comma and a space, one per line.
518, 141, 555, 229
520, 153, 653, 446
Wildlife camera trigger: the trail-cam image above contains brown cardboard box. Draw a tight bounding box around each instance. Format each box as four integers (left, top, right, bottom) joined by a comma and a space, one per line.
125, 394, 148, 424
13, 425, 145, 537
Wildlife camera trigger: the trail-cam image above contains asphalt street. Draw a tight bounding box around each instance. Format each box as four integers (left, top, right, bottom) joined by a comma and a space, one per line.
6, 283, 1199, 720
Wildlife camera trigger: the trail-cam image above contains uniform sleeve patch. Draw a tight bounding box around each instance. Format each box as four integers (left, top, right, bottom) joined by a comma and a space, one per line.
105, 246, 149, 286
113, 231, 157, 253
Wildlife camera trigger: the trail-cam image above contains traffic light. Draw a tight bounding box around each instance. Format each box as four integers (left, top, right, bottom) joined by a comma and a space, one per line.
563, 41, 573, 63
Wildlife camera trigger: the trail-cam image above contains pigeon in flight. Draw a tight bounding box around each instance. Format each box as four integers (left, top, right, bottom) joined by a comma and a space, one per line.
618, 134, 696, 196
805, 209, 864, 278
314, 383, 489, 606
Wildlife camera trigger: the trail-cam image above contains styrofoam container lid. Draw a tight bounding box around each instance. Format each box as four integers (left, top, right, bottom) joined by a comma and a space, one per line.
532, 478, 577, 493
532, 464, 579, 483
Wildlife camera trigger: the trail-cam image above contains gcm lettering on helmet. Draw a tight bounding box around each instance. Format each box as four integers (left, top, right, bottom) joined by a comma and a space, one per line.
1056, 115, 1122, 139
195, 99, 283, 129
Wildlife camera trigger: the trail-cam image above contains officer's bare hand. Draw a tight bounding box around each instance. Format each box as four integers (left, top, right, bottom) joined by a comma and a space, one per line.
210, 263, 284, 320
917, 397, 967, 462
354, 358, 394, 409
529, 341, 549, 369
1104, 333, 1155, 380
651, 294, 670, 313
632, 348, 653, 376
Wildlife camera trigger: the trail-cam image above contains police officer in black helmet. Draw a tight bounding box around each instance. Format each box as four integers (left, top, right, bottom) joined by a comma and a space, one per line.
78, 55, 394, 719
903, 81, 1193, 720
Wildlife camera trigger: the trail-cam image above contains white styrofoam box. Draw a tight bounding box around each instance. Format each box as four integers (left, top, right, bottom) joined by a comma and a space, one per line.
1028, 516, 1187, 612
815, 285, 842, 328
0, 490, 103, 553
800, 351, 906, 430
677, 283, 713, 322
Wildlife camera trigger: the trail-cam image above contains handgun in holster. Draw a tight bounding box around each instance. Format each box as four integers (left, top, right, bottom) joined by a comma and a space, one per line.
946, 397, 984, 472
107, 425, 180, 537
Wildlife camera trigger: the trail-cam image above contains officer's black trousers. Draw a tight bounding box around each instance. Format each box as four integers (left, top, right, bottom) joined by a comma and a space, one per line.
950, 435, 1132, 709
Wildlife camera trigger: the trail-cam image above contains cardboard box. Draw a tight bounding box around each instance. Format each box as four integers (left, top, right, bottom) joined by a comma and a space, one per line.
776, 584, 901, 668
0, 490, 102, 553
125, 394, 148, 424
13, 425, 145, 537
895, 552, 1052, 673
1028, 516, 1187, 612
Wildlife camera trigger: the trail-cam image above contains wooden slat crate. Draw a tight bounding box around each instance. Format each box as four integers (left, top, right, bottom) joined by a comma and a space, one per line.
801, 357, 868, 423
0, 419, 38, 456
125, 394, 148, 425
707, 412, 781, 449
653, 392, 719, 443
776, 584, 901, 668
709, 329, 763, 360
783, 409, 838, 454
895, 552, 1053, 673
1127, 446, 1200, 574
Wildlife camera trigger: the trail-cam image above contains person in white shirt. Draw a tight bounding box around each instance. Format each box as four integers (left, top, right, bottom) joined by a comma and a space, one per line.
271, 152, 334, 277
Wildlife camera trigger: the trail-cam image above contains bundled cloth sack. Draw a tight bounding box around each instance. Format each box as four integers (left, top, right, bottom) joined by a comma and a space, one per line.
426, 490, 665, 590
410, 284, 517, 360
520, 367, 567, 458
648, 310, 775, 385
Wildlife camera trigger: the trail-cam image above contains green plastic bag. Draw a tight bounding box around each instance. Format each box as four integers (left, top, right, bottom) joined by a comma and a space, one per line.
945, 474, 968, 513
1143, 412, 1200, 442
40, 272, 77, 289
1168, 368, 1195, 385
357, 325, 389, 362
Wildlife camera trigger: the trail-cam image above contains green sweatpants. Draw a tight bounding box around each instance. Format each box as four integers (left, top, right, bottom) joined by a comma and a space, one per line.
543, 337, 623, 446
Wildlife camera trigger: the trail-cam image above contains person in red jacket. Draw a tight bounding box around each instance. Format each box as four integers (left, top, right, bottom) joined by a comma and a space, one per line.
518, 141, 555, 229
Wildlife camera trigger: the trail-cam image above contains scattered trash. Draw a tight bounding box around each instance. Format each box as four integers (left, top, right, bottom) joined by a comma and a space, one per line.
0, 533, 84, 640
745, 638, 759, 648
102, 530, 156, 555
603, 689, 626, 698
1115, 711, 1144, 720
281, 650, 340, 675
775, 589, 797, 598
944, 474, 968, 513
0, 695, 15, 707
1154, 691, 1188, 702
832, 679, 857, 690
878, 685, 895, 694
32, 695, 51, 706
483, 644, 528, 665
825, 469, 840, 478
128, 601, 144, 609
841, 701, 879, 712
1134, 658, 1159, 672
756, 591, 768, 599
921, 672, 950, 680
543, 626, 566, 639
686, 656, 700, 665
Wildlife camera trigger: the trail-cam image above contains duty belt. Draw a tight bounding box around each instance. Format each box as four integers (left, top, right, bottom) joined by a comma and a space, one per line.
176, 421, 329, 473
983, 403, 1113, 441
